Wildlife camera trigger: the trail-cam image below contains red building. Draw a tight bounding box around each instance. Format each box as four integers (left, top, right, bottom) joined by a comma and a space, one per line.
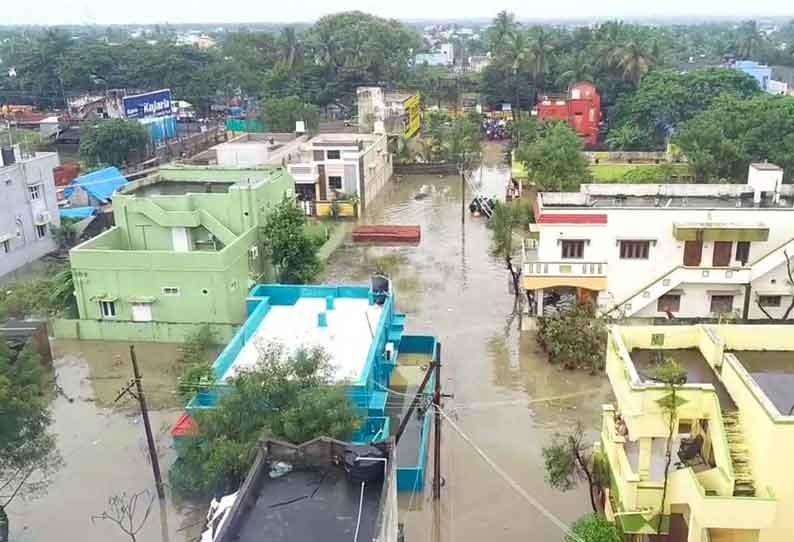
532, 82, 601, 145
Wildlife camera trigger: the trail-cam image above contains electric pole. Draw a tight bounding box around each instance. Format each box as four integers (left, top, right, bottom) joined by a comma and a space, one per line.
114, 345, 166, 500
433, 342, 442, 501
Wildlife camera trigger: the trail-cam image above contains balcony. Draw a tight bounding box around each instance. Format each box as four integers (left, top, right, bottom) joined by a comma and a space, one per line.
521, 239, 607, 291
287, 164, 319, 184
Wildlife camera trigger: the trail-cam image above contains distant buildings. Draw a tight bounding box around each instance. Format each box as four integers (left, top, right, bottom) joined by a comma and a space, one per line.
523, 163, 794, 321
415, 43, 455, 66
0, 149, 61, 279
602, 323, 794, 541
729, 60, 789, 95
356, 87, 421, 138
532, 82, 602, 145
57, 165, 294, 342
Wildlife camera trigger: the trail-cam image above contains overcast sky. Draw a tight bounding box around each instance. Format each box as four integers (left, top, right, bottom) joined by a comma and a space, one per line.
3, 0, 792, 26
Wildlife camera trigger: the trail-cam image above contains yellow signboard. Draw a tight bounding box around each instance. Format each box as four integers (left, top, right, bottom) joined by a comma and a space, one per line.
404, 95, 421, 138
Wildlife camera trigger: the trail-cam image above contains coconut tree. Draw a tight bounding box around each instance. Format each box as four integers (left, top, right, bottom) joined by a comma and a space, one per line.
489, 11, 518, 54
617, 41, 651, 85
556, 51, 595, 89
527, 28, 556, 89
737, 20, 764, 59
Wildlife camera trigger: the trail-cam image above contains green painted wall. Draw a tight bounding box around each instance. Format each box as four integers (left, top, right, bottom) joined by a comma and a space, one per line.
68, 167, 294, 338
53, 318, 238, 344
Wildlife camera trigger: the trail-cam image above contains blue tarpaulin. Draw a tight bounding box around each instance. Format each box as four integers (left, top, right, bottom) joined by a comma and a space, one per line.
63, 167, 127, 204
59, 207, 98, 220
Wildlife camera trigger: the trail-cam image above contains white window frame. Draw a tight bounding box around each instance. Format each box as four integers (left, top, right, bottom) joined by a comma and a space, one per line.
28, 184, 42, 201
99, 300, 117, 318
326, 149, 342, 160
131, 303, 153, 322
162, 287, 181, 296
35, 224, 47, 239
1, 239, 10, 253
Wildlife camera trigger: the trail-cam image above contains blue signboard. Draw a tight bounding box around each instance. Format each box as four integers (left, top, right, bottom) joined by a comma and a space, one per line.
122, 89, 173, 120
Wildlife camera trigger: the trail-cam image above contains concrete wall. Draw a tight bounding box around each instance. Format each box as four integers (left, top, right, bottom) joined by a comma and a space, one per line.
534, 204, 794, 317
0, 153, 61, 279
52, 318, 237, 344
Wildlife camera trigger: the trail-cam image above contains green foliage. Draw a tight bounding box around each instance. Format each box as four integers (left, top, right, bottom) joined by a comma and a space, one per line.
262, 195, 321, 284
261, 95, 320, 132
0, 274, 68, 320
674, 94, 794, 182
176, 325, 217, 400
566, 514, 622, 542
0, 339, 61, 519
488, 200, 533, 297
49, 221, 79, 251
613, 68, 760, 146
423, 112, 483, 169
542, 438, 579, 492
538, 304, 607, 372
168, 345, 359, 497
80, 119, 149, 168
516, 121, 590, 191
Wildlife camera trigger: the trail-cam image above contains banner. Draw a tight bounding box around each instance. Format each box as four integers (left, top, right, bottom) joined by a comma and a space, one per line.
123, 89, 173, 120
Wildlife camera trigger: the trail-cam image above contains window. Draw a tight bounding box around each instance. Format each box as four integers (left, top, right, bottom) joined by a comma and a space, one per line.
561, 240, 585, 259
657, 294, 681, 313
620, 240, 650, 260
35, 224, 46, 239
710, 295, 734, 314
1, 240, 10, 253
328, 176, 343, 190
736, 241, 751, 265
131, 303, 153, 322
99, 300, 117, 318
28, 184, 42, 200
758, 295, 782, 307
326, 150, 341, 160
162, 287, 180, 296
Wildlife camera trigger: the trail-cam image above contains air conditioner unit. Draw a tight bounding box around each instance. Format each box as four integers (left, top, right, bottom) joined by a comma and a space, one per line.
37, 211, 51, 224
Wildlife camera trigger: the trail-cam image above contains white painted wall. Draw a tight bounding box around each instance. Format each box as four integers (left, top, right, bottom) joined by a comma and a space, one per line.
216, 142, 270, 167
535, 205, 794, 318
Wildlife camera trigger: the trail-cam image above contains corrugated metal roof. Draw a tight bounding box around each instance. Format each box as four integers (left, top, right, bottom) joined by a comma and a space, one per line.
64, 167, 127, 204
59, 207, 98, 220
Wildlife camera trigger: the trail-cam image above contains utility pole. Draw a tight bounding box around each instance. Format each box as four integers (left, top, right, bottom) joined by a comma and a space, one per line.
115, 345, 166, 500
432, 342, 443, 500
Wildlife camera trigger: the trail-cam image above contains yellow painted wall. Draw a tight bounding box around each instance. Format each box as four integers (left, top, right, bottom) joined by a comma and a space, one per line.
315, 201, 357, 218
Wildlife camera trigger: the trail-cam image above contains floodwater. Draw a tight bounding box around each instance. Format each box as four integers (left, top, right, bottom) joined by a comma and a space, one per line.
7, 341, 205, 542
322, 142, 614, 541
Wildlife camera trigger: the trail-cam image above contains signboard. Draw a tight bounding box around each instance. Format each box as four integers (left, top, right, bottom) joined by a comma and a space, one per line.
122, 89, 173, 120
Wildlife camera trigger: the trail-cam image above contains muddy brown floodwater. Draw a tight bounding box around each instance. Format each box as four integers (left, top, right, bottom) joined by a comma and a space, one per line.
7, 340, 206, 542
322, 142, 614, 542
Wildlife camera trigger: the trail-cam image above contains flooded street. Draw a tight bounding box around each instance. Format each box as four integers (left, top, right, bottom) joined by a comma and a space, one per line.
323, 142, 614, 541
7, 341, 204, 542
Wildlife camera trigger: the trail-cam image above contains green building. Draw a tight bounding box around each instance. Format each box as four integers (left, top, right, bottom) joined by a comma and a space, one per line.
56, 165, 294, 343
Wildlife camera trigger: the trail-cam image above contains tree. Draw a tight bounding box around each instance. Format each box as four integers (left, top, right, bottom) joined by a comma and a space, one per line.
737, 20, 764, 59
80, 119, 149, 168
488, 200, 533, 300
0, 340, 61, 540
556, 50, 595, 89
648, 357, 687, 534
516, 121, 590, 191
261, 95, 320, 132
49, 220, 78, 251
91, 490, 154, 542
543, 422, 608, 513
168, 345, 359, 497
756, 251, 794, 320
617, 41, 652, 85
262, 195, 321, 284
566, 514, 621, 542
537, 303, 608, 373
605, 124, 648, 151
488, 11, 518, 54
444, 113, 484, 172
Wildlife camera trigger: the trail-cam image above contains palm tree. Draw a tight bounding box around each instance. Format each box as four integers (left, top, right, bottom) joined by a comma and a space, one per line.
526, 28, 556, 88
279, 27, 300, 70
555, 51, 595, 89
618, 41, 651, 85
503, 31, 530, 120
490, 11, 517, 54
737, 20, 764, 59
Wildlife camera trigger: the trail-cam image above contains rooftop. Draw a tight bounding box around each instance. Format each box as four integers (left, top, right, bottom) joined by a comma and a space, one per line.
122, 165, 289, 196
222, 286, 384, 383
750, 162, 783, 172
540, 183, 794, 210
729, 350, 794, 416
209, 439, 392, 542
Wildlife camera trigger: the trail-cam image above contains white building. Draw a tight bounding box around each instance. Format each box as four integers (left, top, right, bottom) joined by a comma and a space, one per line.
288, 133, 392, 213
523, 163, 794, 321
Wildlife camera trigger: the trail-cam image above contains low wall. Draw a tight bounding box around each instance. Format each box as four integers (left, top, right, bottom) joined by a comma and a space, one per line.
52, 318, 237, 344
394, 163, 458, 175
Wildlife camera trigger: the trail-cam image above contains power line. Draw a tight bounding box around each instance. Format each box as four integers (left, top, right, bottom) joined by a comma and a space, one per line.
434, 404, 584, 542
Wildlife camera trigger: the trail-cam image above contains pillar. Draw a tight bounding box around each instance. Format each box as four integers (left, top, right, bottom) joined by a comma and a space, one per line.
535, 288, 545, 317
638, 437, 652, 480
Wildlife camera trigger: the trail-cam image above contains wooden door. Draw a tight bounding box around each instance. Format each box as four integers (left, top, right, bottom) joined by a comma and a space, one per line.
712, 241, 733, 267
318, 164, 327, 200
683, 240, 703, 266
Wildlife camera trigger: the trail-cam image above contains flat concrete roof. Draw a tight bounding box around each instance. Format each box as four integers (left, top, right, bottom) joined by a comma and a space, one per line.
730, 350, 794, 416
750, 162, 783, 171
224, 297, 382, 382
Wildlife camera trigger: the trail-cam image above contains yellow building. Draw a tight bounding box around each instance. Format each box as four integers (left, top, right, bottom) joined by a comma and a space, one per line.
600, 323, 794, 541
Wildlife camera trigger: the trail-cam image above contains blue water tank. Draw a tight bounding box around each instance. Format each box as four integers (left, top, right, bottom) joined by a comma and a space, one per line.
317, 312, 328, 328
326, 296, 335, 310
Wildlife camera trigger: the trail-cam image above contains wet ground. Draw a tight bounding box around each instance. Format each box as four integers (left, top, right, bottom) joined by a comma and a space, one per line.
7, 341, 205, 542
9, 142, 612, 542
322, 142, 614, 541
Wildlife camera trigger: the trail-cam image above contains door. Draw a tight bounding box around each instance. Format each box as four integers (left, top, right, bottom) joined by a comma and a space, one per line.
318, 164, 327, 200
131, 303, 153, 322
172, 227, 191, 252
683, 240, 703, 266
712, 241, 733, 267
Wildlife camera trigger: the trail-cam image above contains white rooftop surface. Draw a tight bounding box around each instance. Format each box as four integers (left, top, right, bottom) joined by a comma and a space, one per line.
223, 298, 383, 383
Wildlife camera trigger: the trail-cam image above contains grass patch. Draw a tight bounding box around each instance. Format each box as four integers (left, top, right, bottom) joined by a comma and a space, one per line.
589, 163, 691, 183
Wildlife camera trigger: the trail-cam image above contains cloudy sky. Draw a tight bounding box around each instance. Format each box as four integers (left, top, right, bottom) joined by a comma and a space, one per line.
4, 0, 792, 25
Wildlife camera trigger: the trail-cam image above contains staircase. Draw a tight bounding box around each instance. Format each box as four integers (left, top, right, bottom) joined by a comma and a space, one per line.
722, 411, 756, 497
608, 234, 794, 318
